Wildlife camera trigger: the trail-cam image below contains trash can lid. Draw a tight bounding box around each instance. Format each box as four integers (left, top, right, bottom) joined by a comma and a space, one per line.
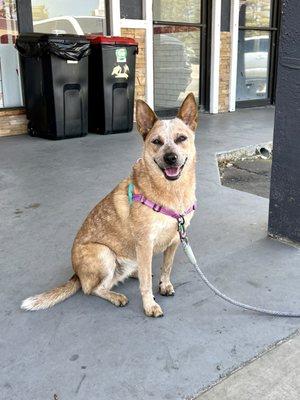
44, 34, 89, 44
17, 33, 89, 44
87, 35, 137, 46
16, 33, 90, 60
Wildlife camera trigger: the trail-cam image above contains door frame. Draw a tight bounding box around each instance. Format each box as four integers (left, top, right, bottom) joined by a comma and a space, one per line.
16, 0, 33, 33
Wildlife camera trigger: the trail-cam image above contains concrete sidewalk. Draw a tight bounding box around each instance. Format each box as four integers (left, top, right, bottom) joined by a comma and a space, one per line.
1, 107, 300, 400
197, 332, 300, 400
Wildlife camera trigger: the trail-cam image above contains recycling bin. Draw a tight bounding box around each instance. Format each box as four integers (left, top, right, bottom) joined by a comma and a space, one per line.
87, 35, 138, 134
16, 33, 90, 139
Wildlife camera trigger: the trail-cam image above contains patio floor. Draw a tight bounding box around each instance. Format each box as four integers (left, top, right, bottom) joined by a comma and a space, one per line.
1, 106, 300, 400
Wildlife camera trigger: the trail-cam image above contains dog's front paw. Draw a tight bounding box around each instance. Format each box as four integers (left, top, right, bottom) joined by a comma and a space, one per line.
159, 281, 175, 296
144, 301, 164, 318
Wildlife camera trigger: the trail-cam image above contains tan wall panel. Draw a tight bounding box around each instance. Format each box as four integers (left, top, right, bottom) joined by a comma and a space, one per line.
0, 110, 27, 137
121, 27, 147, 119
219, 32, 231, 113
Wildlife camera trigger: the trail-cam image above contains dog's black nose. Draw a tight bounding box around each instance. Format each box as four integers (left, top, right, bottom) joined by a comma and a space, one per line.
164, 152, 178, 166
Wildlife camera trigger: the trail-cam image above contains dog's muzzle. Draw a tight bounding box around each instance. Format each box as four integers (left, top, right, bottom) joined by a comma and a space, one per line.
154, 157, 187, 181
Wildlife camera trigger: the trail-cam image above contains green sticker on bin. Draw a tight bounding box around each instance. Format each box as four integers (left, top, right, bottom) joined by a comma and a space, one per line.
115, 48, 127, 63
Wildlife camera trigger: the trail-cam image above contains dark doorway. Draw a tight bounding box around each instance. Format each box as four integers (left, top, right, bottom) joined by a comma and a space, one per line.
236, 0, 281, 108
153, 0, 210, 116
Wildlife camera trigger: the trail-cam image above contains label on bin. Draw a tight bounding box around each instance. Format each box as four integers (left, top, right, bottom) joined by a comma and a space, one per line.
115, 48, 127, 63
67, 60, 78, 64
111, 64, 129, 79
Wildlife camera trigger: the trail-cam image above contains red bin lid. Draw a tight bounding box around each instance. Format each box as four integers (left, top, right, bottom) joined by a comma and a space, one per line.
87, 35, 137, 46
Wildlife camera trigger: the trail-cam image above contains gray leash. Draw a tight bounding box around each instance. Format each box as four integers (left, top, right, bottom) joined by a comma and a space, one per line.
178, 218, 300, 317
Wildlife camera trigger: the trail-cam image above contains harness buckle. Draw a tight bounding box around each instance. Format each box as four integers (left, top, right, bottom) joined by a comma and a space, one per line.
153, 203, 162, 212
140, 195, 146, 204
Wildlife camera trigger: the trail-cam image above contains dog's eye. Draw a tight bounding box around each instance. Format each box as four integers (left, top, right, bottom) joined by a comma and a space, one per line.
175, 135, 187, 144
152, 138, 163, 146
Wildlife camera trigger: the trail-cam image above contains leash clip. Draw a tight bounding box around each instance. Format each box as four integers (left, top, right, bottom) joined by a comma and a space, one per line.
177, 215, 187, 240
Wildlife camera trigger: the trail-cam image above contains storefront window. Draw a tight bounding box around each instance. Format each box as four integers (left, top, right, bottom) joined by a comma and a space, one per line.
0, 0, 22, 108
31, 0, 107, 35
240, 0, 271, 27
153, 0, 201, 24
120, 0, 143, 20
153, 0, 202, 113
154, 26, 200, 111
236, 30, 270, 101
236, 0, 275, 103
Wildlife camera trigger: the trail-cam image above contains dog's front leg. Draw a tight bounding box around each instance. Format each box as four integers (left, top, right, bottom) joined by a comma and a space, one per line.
159, 239, 179, 296
136, 243, 163, 317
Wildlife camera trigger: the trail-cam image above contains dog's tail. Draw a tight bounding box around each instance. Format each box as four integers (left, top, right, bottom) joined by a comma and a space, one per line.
21, 274, 81, 311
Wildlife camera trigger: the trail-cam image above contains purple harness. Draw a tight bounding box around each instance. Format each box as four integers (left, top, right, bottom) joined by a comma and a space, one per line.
128, 184, 196, 239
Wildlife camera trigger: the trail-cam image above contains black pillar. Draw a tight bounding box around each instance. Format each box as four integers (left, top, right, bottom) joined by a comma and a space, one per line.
268, 1, 300, 244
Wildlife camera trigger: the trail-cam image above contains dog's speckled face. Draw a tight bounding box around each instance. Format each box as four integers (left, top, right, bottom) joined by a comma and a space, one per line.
145, 118, 194, 180
136, 93, 198, 181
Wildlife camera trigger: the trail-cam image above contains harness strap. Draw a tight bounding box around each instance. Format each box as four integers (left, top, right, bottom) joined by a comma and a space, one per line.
128, 184, 196, 241
128, 185, 196, 220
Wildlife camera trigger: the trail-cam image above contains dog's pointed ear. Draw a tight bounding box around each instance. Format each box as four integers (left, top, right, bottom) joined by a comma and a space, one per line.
177, 93, 198, 132
136, 99, 158, 139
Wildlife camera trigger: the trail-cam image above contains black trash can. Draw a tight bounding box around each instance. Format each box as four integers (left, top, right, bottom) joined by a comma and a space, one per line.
87, 36, 138, 134
16, 33, 90, 140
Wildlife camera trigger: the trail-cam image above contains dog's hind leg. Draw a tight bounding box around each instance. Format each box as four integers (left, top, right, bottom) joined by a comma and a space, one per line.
92, 274, 129, 307
159, 240, 179, 296
72, 243, 128, 307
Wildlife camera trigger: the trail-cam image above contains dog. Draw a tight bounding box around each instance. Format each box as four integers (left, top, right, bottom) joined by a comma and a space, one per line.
21, 93, 198, 317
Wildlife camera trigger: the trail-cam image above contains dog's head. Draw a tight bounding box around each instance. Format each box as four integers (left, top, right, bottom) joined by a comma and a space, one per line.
136, 93, 198, 181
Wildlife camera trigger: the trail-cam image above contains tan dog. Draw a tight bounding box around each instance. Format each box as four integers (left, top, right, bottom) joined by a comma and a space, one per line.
21, 93, 198, 317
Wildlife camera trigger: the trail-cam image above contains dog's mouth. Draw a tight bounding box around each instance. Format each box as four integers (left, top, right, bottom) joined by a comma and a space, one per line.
155, 158, 187, 181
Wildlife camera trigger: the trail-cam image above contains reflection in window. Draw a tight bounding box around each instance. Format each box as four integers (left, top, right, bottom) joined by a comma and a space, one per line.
0, 0, 23, 108
153, 0, 201, 24
120, 0, 143, 20
236, 30, 270, 101
31, 0, 106, 35
0, 0, 18, 42
239, 0, 271, 27
154, 26, 200, 110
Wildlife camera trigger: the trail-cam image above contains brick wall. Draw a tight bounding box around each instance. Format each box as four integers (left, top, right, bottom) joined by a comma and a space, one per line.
121, 27, 146, 105
219, 32, 231, 113
0, 109, 27, 137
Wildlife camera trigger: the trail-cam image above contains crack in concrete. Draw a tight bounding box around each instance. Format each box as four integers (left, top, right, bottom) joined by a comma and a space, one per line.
75, 374, 86, 394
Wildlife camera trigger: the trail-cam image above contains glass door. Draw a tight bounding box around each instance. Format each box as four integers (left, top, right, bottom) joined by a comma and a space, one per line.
236, 0, 280, 106
0, 0, 22, 108
153, 0, 208, 115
